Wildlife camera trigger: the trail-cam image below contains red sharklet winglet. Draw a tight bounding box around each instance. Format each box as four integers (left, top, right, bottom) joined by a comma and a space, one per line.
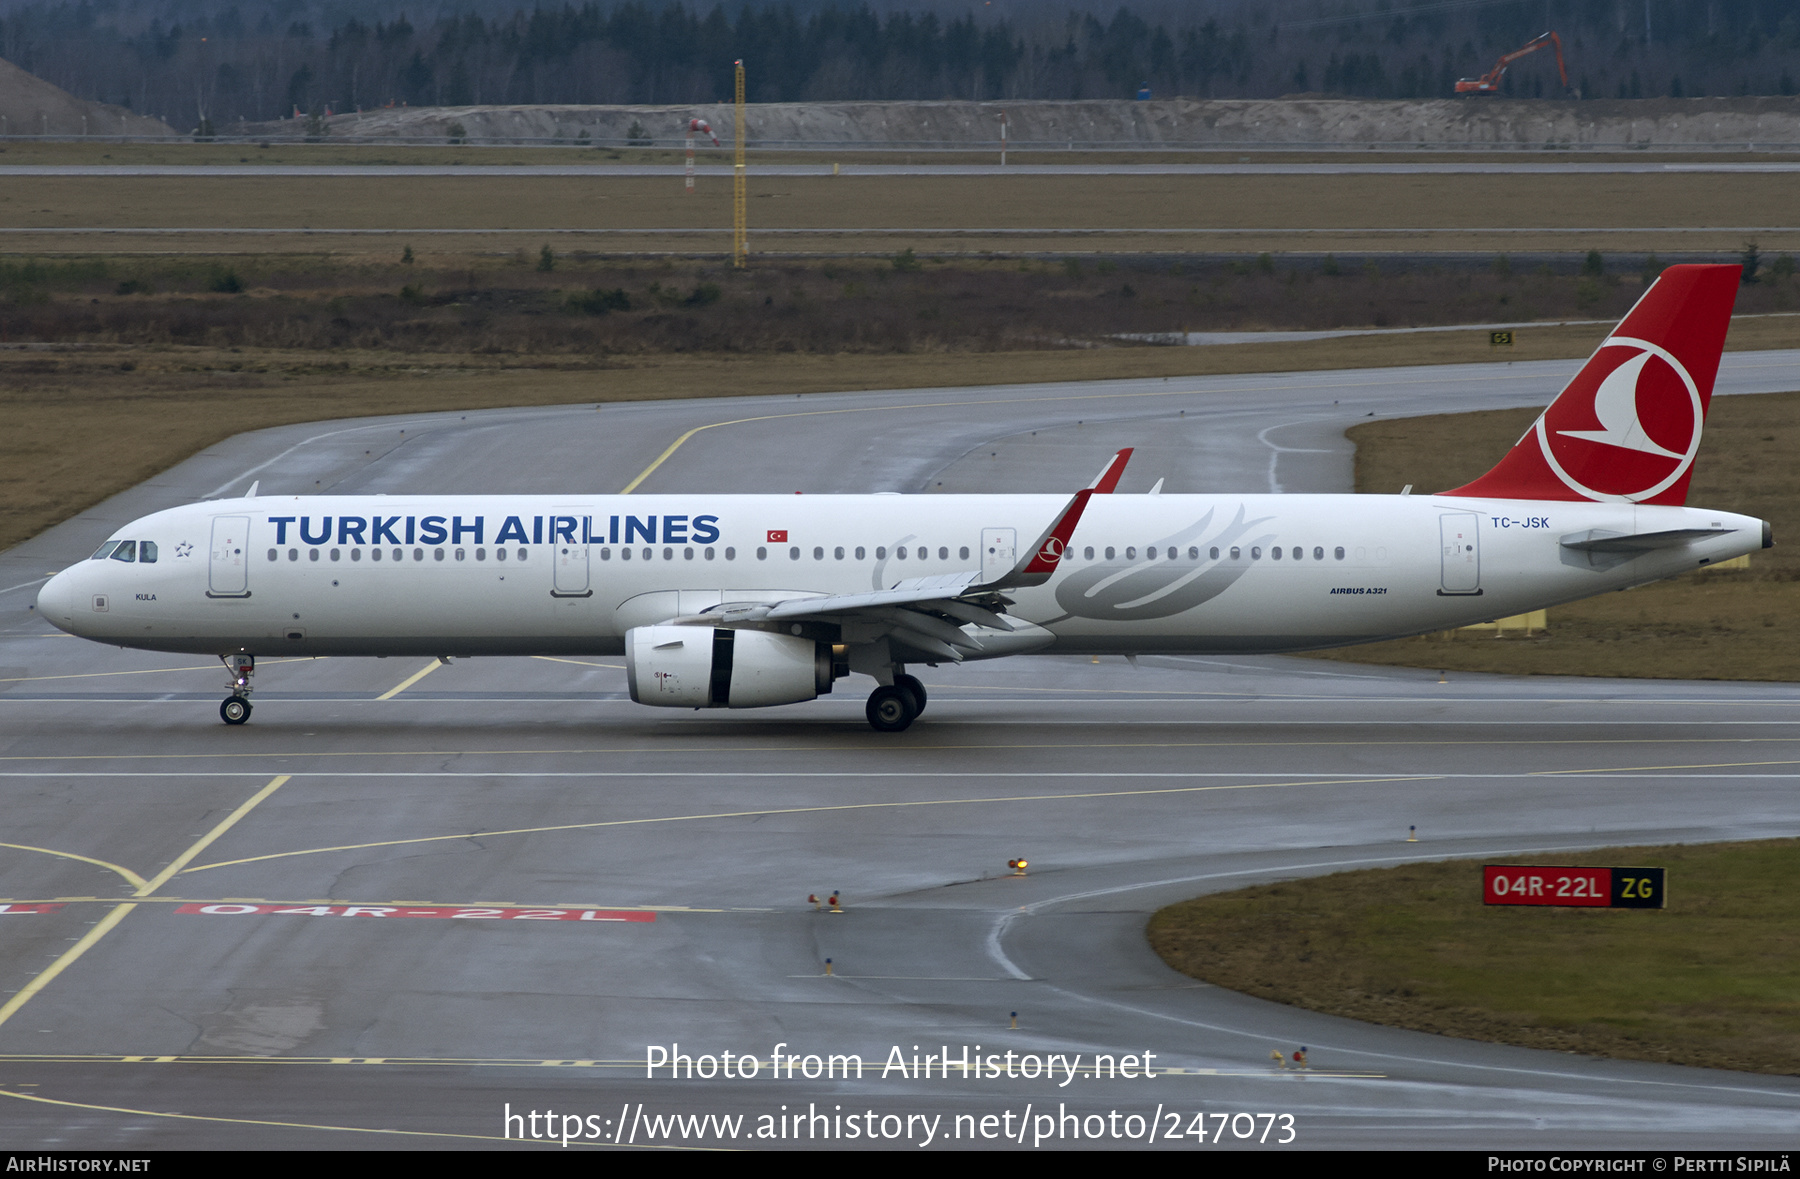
1441, 264, 1740, 506
1089, 448, 1134, 493
1021, 488, 1092, 576
984, 450, 1128, 588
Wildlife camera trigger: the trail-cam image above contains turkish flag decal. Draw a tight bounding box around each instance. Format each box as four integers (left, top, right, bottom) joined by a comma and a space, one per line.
767, 530, 788, 543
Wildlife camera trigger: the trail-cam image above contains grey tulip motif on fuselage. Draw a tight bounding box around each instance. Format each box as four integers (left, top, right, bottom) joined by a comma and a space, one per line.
1052, 506, 1277, 621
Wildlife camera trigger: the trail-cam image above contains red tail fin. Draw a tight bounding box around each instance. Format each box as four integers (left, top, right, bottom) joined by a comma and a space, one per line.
1440, 263, 1740, 505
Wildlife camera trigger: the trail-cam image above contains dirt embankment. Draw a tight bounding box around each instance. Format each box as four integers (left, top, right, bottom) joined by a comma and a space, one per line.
0, 57, 173, 137
256, 96, 1800, 148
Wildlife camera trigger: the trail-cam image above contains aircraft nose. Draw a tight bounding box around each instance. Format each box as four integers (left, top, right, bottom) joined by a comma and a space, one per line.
35, 569, 78, 632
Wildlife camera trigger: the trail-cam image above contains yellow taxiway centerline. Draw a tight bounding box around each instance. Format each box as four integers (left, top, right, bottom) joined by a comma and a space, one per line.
0, 843, 147, 890
0, 775, 289, 1032
376, 658, 443, 701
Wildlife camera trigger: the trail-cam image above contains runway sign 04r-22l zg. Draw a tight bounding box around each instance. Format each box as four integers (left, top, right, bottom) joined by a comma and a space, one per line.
1482, 865, 1666, 909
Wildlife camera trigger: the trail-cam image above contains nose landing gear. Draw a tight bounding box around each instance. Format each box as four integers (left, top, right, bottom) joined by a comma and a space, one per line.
220, 653, 255, 725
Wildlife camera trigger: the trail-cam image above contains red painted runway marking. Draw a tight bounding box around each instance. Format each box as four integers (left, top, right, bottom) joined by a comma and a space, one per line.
0, 903, 65, 915
175, 903, 654, 922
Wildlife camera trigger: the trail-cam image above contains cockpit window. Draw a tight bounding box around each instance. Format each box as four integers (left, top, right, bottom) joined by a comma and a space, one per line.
139, 541, 158, 563
91, 540, 121, 560
109, 540, 137, 563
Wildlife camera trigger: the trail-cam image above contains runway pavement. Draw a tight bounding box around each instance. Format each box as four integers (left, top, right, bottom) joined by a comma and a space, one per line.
2, 351, 1798, 1150
4, 161, 1800, 176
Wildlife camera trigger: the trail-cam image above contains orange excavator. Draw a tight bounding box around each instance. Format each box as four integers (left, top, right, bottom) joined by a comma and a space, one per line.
1455, 31, 1571, 96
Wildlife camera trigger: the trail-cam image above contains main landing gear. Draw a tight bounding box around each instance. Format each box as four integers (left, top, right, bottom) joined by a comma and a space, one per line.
865, 672, 928, 732
220, 653, 255, 725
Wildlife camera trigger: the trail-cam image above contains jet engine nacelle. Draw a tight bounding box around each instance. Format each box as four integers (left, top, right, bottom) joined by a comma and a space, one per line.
625, 625, 835, 708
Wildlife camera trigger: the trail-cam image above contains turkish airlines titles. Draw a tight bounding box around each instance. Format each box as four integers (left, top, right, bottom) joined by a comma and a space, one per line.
265, 512, 723, 549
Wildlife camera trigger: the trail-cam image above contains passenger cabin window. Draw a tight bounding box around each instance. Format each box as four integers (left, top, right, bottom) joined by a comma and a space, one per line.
959, 546, 970, 560
834, 546, 845, 560
268, 548, 278, 562
1271, 547, 1282, 560
1229, 547, 1239, 560
1314, 547, 1325, 560
855, 547, 866, 560
725, 547, 736, 560
814, 547, 825, 560
938, 546, 948, 560
1251, 547, 1261, 559
1084, 546, 1094, 560
1188, 546, 1200, 559
756, 547, 767, 560
705, 547, 716, 561
1334, 547, 1346, 560
875, 547, 887, 560
1104, 547, 1115, 560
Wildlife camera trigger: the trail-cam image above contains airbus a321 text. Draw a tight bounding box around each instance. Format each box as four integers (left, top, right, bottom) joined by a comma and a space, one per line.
36, 265, 1769, 731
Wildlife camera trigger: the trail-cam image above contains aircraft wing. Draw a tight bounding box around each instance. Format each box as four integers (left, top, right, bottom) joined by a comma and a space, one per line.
695, 449, 1134, 661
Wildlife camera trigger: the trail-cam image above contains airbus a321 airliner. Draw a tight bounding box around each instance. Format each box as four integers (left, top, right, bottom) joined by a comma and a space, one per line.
35, 264, 1768, 731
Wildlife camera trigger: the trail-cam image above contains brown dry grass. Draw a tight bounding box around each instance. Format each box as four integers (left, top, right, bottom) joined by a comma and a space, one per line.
1148, 839, 1800, 1075
1308, 386, 1800, 680
9, 253, 1796, 354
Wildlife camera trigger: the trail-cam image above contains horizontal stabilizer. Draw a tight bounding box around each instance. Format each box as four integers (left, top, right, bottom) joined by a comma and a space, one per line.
1559, 526, 1739, 553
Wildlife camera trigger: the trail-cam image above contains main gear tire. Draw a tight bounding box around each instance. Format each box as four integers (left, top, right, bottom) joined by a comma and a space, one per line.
866, 685, 917, 732
894, 673, 928, 717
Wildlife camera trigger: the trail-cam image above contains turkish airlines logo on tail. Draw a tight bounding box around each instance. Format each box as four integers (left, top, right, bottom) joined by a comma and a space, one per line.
1535, 337, 1702, 502
1037, 536, 1065, 563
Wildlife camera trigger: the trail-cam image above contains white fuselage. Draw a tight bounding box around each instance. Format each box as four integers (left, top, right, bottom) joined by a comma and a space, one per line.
36, 493, 1766, 659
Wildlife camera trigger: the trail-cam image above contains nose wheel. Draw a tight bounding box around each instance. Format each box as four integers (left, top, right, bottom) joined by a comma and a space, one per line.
219, 653, 255, 725
866, 684, 918, 732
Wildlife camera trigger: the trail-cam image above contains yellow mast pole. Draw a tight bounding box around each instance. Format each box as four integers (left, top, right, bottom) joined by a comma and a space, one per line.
732, 60, 747, 269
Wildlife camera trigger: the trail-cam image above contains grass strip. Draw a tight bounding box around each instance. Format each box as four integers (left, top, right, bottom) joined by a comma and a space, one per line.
1148, 839, 1800, 1075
